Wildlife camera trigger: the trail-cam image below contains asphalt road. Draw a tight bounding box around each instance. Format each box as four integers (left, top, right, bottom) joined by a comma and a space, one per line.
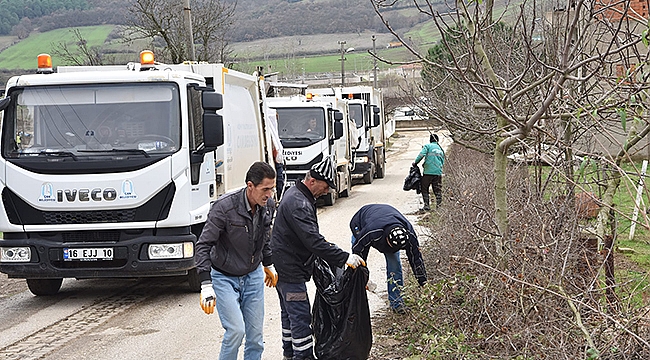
0, 129, 441, 360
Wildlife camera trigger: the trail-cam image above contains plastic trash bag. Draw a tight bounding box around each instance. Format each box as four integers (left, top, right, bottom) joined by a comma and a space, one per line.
403, 164, 422, 193
312, 257, 372, 360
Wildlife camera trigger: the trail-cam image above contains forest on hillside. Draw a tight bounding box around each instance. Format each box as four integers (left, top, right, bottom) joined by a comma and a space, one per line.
230, 0, 430, 41
0, 0, 89, 35
1, 0, 432, 42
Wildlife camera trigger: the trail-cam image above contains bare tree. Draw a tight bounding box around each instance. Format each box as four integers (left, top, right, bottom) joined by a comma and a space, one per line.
52, 28, 107, 66
10, 18, 33, 40
126, 0, 237, 64
370, 0, 650, 262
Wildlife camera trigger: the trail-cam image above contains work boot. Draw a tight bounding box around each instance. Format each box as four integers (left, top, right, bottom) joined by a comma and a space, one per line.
391, 304, 409, 315
421, 193, 430, 211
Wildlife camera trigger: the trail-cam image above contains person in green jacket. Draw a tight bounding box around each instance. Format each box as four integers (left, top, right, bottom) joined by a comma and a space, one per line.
413, 133, 445, 211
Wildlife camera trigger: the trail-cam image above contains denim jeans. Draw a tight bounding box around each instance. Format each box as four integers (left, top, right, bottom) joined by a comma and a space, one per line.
211, 265, 265, 360
351, 235, 404, 309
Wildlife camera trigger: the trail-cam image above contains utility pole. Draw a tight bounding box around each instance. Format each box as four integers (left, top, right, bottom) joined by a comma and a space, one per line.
183, 0, 196, 61
372, 35, 377, 89
338, 40, 346, 86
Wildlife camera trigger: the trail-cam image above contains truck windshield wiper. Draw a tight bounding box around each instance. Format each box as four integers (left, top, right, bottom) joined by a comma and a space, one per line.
37, 150, 78, 161
284, 137, 314, 141
77, 149, 151, 158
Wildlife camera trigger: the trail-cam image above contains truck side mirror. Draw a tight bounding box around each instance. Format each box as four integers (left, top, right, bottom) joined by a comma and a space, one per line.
372, 113, 380, 127
372, 106, 380, 127
334, 121, 343, 139
332, 110, 343, 139
203, 113, 224, 150
0, 96, 10, 112
202, 91, 224, 150
202, 91, 223, 111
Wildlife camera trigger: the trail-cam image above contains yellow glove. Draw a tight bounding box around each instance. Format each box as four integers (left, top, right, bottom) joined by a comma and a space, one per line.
200, 283, 216, 315
264, 265, 278, 287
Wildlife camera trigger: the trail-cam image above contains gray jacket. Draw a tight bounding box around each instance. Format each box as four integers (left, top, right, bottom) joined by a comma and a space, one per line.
195, 187, 275, 282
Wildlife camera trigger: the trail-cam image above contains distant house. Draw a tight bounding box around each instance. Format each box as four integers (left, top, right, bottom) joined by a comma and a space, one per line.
595, 0, 648, 21
393, 106, 425, 121
387, 42, 404, 48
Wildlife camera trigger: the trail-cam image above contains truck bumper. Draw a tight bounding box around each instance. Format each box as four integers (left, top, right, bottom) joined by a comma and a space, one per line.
352, 162, 372, 176
0, 230, 196, 279
284, 172, 306, 188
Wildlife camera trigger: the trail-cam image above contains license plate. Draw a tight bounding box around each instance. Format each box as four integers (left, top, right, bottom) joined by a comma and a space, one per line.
286, 180, 296, 188
63, 247, 113, 261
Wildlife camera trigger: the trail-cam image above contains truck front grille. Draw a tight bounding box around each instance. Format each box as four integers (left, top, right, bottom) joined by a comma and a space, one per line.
2, 183, 175, 225
62, 231, 121, 242
43, 210, 136, 224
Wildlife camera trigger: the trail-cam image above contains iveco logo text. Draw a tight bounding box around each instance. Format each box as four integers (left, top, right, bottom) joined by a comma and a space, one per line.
38, 180, 138, 202
56, 188, 118, 202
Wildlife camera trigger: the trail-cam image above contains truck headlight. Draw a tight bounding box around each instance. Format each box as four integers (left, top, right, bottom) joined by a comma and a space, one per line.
148, 242, 193, 259
0, 247, 31, 262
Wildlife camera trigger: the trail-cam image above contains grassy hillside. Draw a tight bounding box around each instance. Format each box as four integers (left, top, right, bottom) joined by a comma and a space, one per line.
0, 6, 448, 80
0, 25, 113, 70
0, 25, 431, 78
0, 0, 452, 79
236, 45, 418, 79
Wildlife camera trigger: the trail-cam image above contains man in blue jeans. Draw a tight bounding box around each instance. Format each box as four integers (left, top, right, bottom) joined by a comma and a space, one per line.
195, 161, 279, 360
350, 204, 427, 314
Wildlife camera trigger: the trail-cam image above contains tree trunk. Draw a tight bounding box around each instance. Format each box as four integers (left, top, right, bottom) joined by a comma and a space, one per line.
494, 115, 510, 257
460, 0, 510, 260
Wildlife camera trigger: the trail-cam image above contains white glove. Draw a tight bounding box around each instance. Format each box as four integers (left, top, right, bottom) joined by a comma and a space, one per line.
346, 253, 366, 269
264, 265, 278, 287
200, 283, 216, 315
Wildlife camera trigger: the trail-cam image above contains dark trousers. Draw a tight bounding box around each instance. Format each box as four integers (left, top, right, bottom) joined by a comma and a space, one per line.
276, 281, 314, 360
421, 174, 442, 209
276, 163, 286, 198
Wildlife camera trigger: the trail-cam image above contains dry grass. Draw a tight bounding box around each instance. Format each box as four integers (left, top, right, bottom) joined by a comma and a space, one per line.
370, 144, 650, 359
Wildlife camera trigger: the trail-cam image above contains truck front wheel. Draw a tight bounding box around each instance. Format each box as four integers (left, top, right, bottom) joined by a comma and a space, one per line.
323, 191, 336, 206
27, 278, 63, 296
187, 268, 201, 292
362, 166, 374, 184
375, 148, 386, 179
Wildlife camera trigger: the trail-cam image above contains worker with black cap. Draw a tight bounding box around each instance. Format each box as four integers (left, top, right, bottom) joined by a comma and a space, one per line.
350, 203, 427, 314
271, 156, 365, 360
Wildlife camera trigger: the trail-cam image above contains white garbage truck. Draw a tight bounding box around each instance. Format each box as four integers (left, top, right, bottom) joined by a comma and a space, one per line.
0, 52, 274, 295
311, 85, 386, 184
265, 83, 354, 205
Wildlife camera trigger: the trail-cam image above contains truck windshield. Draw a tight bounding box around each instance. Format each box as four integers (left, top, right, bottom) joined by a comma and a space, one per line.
275, 107, 325, 140
2, 83, 181, 159
348, 103, 364, 128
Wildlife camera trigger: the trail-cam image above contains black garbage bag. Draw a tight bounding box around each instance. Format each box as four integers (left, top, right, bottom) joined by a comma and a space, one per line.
312, 257, 371, 360
403, 164, 422, 194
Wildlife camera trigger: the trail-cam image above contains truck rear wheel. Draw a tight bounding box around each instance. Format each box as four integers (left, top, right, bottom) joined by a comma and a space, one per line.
340, 172, 351, 198
187, 268, 201, 292
375, 161, 385, 179
27, 278, 63, 296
